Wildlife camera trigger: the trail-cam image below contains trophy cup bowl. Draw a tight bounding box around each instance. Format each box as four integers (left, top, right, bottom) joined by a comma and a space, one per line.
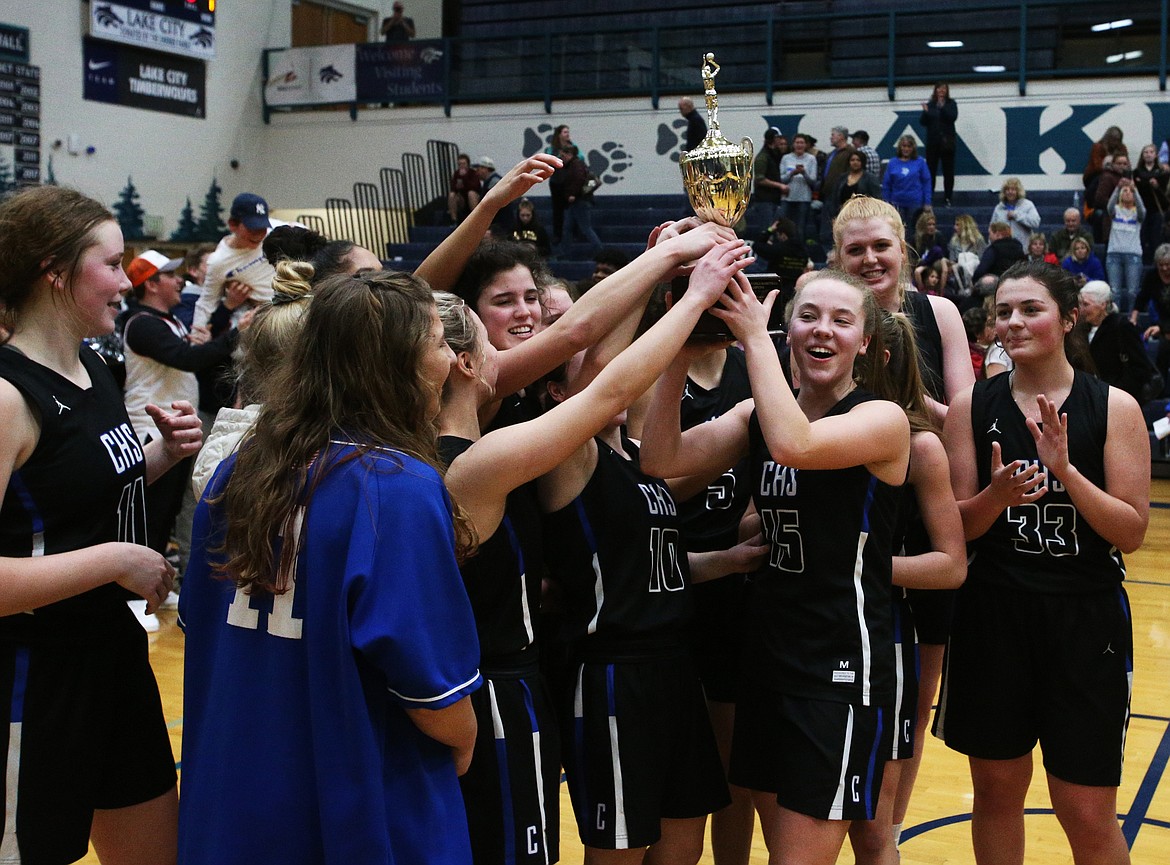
679, 136, 755, 228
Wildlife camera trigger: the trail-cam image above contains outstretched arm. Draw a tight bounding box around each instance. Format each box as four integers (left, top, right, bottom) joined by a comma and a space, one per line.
492, 219, 737, 397
416, 154, 561, 294
447, 239, 753, 537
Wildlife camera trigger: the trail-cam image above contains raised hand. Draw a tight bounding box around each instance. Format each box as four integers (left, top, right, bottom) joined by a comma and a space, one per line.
1026, 394, 1070, 480
987, 439, 1047, 507
710, 269, 778, 344
683, 238, 754, 310
484, 154, 562, 208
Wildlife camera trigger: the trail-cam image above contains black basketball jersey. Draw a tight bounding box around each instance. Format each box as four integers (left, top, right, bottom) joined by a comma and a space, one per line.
902, 290, 945, 402
0, 346, 147, 640
439, 436, 544, 666
968, 370, 1124, 593
543, 436, 693, 645
745, 389, 900, 706
678, 348, 753, 553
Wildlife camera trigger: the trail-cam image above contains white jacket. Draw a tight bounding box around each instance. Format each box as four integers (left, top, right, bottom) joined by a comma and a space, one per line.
191, 404, 260, 501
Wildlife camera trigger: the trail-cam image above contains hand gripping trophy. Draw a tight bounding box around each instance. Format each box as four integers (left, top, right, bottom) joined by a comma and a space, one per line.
679, 52, 754, 227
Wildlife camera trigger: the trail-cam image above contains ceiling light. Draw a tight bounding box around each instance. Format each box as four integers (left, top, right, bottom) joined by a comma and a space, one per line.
1091, 19, 1134, 32
973, 65, 1006, 73
1107, 50, 1144, 62
927, 40, 964, 48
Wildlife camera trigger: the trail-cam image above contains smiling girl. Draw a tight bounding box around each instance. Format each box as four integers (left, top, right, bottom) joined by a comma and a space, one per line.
0, 186, 202, 865
641, 270, 910, 865
938, 260, 1149, 865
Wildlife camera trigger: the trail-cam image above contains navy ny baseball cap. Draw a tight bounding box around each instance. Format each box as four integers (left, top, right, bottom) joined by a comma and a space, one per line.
230, 193, 272, 230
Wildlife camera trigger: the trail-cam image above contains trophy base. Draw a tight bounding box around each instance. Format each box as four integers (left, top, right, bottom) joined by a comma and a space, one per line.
667, 273, 789, 340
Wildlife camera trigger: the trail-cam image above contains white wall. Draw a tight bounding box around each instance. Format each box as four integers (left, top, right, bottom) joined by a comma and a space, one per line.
257, 78, 1170, 209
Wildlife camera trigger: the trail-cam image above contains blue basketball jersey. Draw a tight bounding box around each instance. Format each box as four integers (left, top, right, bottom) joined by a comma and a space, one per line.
179, 443, 482, 865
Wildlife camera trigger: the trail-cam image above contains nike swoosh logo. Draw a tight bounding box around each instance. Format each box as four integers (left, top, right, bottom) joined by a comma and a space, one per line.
88, 60, 113, 71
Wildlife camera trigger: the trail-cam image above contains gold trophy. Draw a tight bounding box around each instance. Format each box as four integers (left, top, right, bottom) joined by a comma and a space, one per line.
675, 53, 782, 337
679, 53, 754, 226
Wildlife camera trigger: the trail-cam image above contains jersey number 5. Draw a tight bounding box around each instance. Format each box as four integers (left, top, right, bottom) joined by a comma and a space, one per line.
760, 508, 805, 572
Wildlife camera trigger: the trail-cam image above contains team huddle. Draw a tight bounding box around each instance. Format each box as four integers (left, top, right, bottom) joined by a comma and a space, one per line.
0, 158, 1150, 865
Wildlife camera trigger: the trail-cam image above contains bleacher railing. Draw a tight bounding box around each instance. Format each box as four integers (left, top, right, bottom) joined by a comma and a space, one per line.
262, 0, 1168, 120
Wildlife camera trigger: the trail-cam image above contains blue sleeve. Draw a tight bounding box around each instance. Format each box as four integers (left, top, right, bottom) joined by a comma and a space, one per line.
881, 165, 893, 199
345, 461, 481, 709
919, 160, 932, 204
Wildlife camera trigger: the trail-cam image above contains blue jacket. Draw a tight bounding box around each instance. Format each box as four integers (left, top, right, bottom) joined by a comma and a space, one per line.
882, 156, 932, 208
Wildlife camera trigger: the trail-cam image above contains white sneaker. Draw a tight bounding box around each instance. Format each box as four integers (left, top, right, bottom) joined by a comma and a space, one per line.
160, 590, 180, 610
128, 599, 160, 633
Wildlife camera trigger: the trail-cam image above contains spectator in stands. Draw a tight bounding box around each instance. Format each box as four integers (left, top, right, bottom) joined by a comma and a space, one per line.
546, 125, 574, 243
173, 244, 213, 329
555, 144, 601, 258
962, 305, 994, 379
914, 210, 949, 259
1134, 143, 1168, 262
920, 82, 958, 206
448, 153, 482, 225
678, 96, 707, 152
1090, 152, 1132, 241
1061, 235, 1106, 287
989, 177, 1041, 247
1133, 242, 1170, 329
1083, 125, 1128, 197
380, 1, 415, 42
829, 150, 881, 209
1133, 244, 1170, 391
1025, 232, 1058, 265
818, 125, 857, 245
779, 132, 817, 243
881, 135, 932, 229
1080, 279, 1163, 403
851, 129, 881, 176
755, 215, 810, 295
193, 192, 278, 329
1049, 207, 1094, 261
949, 214, 987, 260
509, 198, 551, 258
752, 127, 788, 220
1106, 177, 1146, 313
473, 156, 509, 228
914, 258, 948, 296
474, 156, 502, 196
592, 247, 630, 283
973, 221, 1026, 291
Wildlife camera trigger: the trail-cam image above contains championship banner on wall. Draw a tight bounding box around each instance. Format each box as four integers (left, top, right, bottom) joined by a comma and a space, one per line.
0, 59, 39, 186
83, 38, 205, 118
90, 0, 215, 60
355, 40, 444, 101
265, 44, 356, 107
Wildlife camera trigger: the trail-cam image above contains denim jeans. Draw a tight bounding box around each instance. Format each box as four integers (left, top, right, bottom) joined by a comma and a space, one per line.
779, 200, 810, 244
1106, 252, 1142, 314
558, 199, 601, 257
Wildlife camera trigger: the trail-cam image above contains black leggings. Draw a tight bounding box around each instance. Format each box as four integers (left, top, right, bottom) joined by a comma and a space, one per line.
926, 142, 956, 199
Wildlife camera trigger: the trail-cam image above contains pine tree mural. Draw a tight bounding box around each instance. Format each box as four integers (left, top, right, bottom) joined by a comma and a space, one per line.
113, 176, 146, 239
170, 197, 199, 241
196, 177, 226, 241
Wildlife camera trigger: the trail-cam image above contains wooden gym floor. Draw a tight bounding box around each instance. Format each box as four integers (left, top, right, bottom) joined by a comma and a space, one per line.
83, 478, 1170, 864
